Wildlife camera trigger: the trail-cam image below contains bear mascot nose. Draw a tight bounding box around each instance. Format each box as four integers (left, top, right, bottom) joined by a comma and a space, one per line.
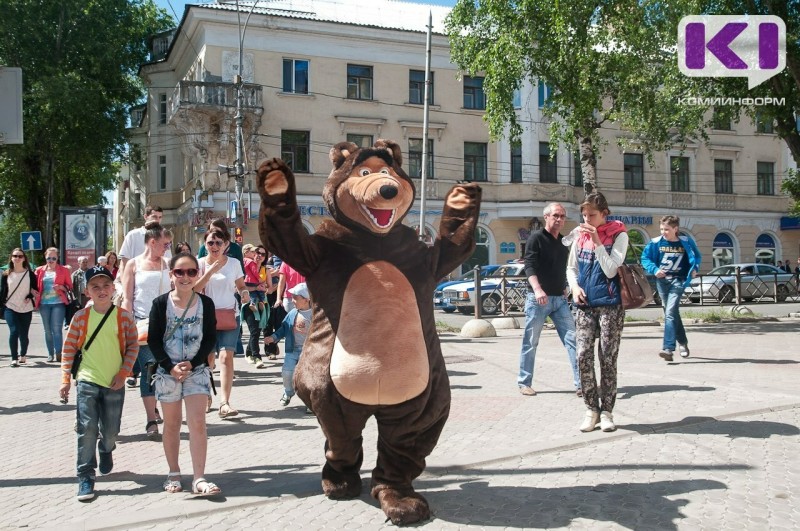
379, 185, 398, 199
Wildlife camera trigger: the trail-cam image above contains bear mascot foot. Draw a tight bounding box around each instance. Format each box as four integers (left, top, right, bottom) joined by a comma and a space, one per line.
321, 463, 363, 499
372, 484, 431, 526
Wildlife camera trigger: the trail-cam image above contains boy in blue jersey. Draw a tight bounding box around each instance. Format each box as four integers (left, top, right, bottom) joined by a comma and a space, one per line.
641, 215, 702, 362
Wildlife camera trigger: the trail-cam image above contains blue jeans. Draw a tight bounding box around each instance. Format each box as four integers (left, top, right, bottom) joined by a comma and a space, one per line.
282, 349, 302, 397
40, 303, 66, 358
4, 309, 33, 360
134, 344, 156, 397
656, 277, 688, 351
517, 293, 580, 390
76, 381, 125, 479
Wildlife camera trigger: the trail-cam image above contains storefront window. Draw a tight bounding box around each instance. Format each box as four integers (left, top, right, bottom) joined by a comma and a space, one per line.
712, 232, 735, 268
754, 234, 776, 264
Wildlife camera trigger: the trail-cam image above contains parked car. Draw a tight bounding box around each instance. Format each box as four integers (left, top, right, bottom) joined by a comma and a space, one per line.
442, 263, 527, 315
685, 263, 795, 303
434, 265, 500, 313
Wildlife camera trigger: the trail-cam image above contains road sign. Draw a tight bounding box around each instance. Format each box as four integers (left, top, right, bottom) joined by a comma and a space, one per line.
20, 231, 42, 251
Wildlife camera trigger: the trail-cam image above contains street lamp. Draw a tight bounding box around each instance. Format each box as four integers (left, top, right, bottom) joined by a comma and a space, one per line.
219, 0, 261, 225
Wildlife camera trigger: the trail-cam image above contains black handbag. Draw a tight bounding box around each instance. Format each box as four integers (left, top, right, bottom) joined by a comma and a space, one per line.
70, 306, 115, 379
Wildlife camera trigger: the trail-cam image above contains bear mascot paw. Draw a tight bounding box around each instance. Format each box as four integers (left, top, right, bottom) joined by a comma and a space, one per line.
257, 139, 481, 525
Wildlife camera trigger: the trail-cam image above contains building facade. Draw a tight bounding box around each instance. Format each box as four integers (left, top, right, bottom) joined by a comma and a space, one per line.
118, 0, 800, 272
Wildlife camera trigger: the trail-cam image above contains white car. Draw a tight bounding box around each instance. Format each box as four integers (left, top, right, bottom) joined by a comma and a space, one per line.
442, 263, 527, 315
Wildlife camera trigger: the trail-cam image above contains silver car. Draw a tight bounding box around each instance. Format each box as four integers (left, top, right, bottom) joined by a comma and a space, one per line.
685, 263, 797, 303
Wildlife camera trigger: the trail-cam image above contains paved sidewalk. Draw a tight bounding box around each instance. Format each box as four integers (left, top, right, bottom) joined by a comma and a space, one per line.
0, 314, 798, 529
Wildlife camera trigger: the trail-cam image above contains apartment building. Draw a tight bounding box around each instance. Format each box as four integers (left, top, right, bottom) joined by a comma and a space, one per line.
119, 0, 799, 272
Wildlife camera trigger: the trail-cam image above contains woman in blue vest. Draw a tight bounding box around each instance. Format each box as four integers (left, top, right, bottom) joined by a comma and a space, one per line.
566, 192, 628, 433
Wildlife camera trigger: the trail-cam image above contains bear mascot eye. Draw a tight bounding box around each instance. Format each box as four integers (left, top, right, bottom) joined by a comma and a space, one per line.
359, 168, 370, 177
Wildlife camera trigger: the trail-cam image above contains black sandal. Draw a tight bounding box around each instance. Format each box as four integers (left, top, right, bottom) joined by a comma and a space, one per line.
146, 420, 160, 440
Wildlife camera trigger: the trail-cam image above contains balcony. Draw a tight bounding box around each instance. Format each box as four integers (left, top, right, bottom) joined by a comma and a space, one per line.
169, 80, 263, 120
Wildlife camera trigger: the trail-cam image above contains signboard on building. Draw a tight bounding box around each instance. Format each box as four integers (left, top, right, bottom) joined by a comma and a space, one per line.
0, 67, 24, 144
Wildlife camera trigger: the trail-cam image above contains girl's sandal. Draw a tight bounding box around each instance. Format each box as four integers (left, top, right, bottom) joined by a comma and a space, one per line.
146, 420, 160, 440
192, 477, 222, 497
218, 402, 238, 419
19, 356, 27, 365
163, 472, 183, 493
206, 395, 213, 414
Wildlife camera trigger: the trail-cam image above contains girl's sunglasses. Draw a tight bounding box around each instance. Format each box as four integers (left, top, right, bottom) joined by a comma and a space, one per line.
46, 257, 58, 262
172, 268, 199, 278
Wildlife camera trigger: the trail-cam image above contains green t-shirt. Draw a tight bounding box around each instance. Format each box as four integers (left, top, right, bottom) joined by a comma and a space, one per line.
77, 307, 122, 388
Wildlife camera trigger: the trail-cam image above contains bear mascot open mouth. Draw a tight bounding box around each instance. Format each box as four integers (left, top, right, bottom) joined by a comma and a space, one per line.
257, 139, 481, 526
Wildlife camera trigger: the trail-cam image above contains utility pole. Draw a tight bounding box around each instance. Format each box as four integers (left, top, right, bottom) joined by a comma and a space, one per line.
419, 11, 433, 244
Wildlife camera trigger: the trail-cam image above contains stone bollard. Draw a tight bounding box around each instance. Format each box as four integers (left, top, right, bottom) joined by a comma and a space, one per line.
461, 319, 497, 338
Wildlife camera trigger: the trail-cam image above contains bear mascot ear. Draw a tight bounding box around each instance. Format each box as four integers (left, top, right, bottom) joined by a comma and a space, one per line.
373, 139, 403, 167
330, 142, 360, 170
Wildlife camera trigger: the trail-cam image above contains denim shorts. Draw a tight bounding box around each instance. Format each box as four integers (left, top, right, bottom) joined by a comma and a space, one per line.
215, 327, 239, 351
153, 367, 211, 403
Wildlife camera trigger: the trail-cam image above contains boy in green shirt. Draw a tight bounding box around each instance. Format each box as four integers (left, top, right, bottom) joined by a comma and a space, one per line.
59, 267, 139, 501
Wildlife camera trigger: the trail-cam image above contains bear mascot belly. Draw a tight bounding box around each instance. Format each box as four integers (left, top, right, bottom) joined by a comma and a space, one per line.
257, 139, 481, 525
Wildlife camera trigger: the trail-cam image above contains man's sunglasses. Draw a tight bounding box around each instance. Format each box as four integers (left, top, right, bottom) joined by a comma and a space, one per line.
172, 268, 199, 278
11, 254, 25, 259
206, 240, 224, 247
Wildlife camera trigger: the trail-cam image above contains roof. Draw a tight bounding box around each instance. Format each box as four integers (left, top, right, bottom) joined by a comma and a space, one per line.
197, 0, 452, 34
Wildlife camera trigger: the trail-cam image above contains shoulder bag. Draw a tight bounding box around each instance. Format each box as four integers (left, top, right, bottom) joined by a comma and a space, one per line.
617, 263, 654, 310
71, 306, 115, 379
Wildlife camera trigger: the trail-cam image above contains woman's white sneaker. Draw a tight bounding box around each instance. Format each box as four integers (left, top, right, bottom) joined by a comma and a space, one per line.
678, 343, 690, 358
600, 411, 616, 432
579, 410, 600, 432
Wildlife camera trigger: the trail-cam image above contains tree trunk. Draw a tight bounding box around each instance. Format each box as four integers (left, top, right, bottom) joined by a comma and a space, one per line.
45, 156, 55, 248
577, 134, 597, 196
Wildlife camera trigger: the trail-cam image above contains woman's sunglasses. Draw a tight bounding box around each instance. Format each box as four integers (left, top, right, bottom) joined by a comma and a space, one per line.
46, 257, 58, 262
256, 251, 266, 256
11, 254, 25, 259
172, 268, 199, 278
206, 240, 224, 247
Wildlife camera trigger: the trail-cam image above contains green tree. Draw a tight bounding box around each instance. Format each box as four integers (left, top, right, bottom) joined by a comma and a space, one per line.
0, 0, 172, 247
446, 0, 709, 195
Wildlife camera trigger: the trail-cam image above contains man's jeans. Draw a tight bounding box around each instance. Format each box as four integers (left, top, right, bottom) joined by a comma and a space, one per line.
517, 293, 580, 390
39, 303, 66, 358
656, 277, 688, 351
76, 381, 125, 479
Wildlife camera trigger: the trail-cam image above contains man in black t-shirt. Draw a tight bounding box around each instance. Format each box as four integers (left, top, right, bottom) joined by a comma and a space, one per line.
517, 202, 581, 397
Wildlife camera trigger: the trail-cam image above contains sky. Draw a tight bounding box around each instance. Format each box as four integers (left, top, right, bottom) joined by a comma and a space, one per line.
155, 0, 458, 21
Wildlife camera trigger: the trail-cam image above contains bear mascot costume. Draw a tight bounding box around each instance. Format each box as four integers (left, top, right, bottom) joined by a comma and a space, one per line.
257, 139, 481, 525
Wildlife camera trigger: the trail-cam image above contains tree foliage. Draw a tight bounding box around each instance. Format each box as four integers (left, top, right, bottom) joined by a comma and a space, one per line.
0, 0, 172, 247
446, 0, 713, 194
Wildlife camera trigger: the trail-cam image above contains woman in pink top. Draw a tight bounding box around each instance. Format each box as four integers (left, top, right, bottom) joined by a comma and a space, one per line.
35, 247, 73, 362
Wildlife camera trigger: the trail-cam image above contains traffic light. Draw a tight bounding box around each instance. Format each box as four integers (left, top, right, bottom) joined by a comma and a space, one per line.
234, 226, 243, 244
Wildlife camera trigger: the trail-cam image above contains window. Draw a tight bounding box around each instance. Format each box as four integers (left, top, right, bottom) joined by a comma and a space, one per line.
712, 108, 732, 130
537, 81, 552, 108
409, 70, 433, 105
463, 76, 485, 110
755, 113, 774, 134
347, 64, 373, 100
408, 138, 434, 179
573, 152, 583, 188
158, 94, 167, 125
462, 227, 491, 272
512, 89, 521, 109
464, 142, 487, 182
281, 130, 310, 173
755, 233, 776, 264
158, 155, 167, 190
757, 161, 774, 195
282, 59, 309, 94
539, 142, 557, 183
347, 134, 373, 148
714, 159, 733, 194
623, 153, 644, 189
670, 156, 690, 192
510, 144, 522, 183
712, 232, 735, 268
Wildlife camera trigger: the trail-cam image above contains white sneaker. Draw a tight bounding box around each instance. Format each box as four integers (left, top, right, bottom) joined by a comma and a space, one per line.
280, 393, 291, 406
246, 356, 255, 364
255, 360, 265, 369
579, 410, 600, 432
600, 411, 616, 432
678, 343, 690, 358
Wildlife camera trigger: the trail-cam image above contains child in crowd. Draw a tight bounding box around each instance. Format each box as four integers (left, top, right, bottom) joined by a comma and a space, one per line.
640, 215, 701, 362
242, 244, 270, 329
264, 282, 312, 408
59, 267, 139, 501
148, 253, 221, 497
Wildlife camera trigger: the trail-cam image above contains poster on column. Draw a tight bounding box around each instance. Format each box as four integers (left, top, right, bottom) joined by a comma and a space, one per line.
63, 212, 97, 270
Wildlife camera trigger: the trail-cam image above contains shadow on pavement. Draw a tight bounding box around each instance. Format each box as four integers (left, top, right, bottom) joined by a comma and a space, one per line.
0, 401, 74, 415
423, 478, 726, 529
687, 321, 799, 335
617, 384, 715, 399
623, 416, 800, 438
